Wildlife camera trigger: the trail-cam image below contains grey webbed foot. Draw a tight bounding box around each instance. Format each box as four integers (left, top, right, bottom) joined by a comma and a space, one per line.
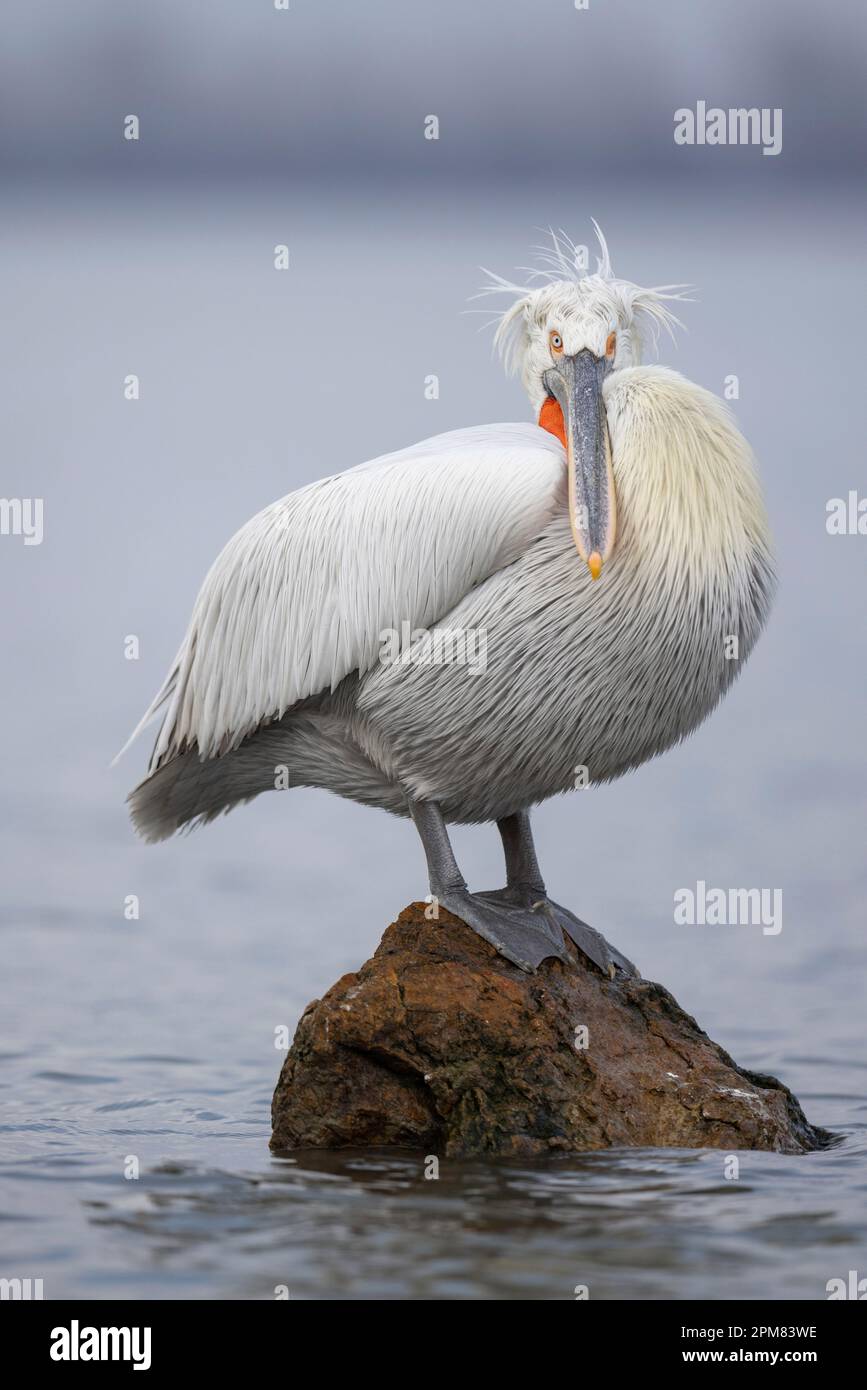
437, 887, 571, 973
542, 898, 638, 979
478, 886, 638, 979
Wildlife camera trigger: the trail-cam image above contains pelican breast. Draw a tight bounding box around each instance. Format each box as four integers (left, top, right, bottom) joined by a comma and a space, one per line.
353, 367, 776, 822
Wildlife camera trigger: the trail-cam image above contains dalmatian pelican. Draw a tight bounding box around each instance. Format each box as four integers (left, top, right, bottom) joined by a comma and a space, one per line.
118, 227, 775, 977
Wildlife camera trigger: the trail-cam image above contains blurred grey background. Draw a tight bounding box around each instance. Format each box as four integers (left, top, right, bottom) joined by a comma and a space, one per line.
0, 0, 865, 1300
1, 0, 865, 182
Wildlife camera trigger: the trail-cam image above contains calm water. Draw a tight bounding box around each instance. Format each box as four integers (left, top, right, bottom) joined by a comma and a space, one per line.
1, 186, 865, 1299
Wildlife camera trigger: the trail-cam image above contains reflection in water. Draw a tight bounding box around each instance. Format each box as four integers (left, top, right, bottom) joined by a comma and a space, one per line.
66, 1135, 864, 1301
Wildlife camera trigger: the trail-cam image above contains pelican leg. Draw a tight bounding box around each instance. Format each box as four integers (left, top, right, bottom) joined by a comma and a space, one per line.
495, 809, 547, 901
480, 811, 638, 979
408, 800, 570, 973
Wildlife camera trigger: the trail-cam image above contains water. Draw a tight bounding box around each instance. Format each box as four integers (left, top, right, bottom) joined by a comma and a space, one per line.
0, 1038, 863, 1299
1, 184, 865, 1300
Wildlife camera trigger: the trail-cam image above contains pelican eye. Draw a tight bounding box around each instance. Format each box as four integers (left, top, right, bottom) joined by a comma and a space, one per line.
605, 331, 617, 358
549, 330, 563, 354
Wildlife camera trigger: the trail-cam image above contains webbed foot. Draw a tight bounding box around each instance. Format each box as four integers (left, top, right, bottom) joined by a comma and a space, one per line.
437, 887, 571, 973
477, 886, 638, 978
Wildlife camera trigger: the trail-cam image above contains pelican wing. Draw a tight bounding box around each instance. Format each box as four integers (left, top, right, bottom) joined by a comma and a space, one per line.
121, 424, 565, 771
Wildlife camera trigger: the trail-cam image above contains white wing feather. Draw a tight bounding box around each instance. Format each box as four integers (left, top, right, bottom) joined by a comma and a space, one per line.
119, 424, 565, 771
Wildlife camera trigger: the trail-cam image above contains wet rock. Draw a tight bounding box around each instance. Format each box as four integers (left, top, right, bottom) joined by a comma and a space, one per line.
271, 904, 830, 1157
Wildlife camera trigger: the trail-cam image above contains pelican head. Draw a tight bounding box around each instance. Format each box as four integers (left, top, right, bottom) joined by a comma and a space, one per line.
480, 225, 690, 580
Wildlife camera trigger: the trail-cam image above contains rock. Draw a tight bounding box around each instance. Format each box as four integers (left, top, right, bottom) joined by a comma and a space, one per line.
271, 904, 831, 1157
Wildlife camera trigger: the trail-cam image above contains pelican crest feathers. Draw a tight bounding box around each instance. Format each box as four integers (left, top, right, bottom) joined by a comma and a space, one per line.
477, 224, 693, 378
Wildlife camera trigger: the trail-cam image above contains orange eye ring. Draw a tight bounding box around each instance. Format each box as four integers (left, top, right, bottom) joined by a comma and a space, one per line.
549, 330, 563, 354
605, 331, 617, 359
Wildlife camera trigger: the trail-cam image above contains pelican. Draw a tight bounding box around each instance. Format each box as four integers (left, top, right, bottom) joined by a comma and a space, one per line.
118, 227, 775, 977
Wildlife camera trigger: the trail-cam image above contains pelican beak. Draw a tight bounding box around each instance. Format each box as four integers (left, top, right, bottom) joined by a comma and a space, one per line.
543, 350, 617, 580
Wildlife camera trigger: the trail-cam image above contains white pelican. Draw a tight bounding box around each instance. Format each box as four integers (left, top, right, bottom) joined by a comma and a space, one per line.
118, 228, 775, 977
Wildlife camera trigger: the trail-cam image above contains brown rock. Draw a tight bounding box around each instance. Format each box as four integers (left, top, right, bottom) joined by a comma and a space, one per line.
271, 904, 830, 1157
